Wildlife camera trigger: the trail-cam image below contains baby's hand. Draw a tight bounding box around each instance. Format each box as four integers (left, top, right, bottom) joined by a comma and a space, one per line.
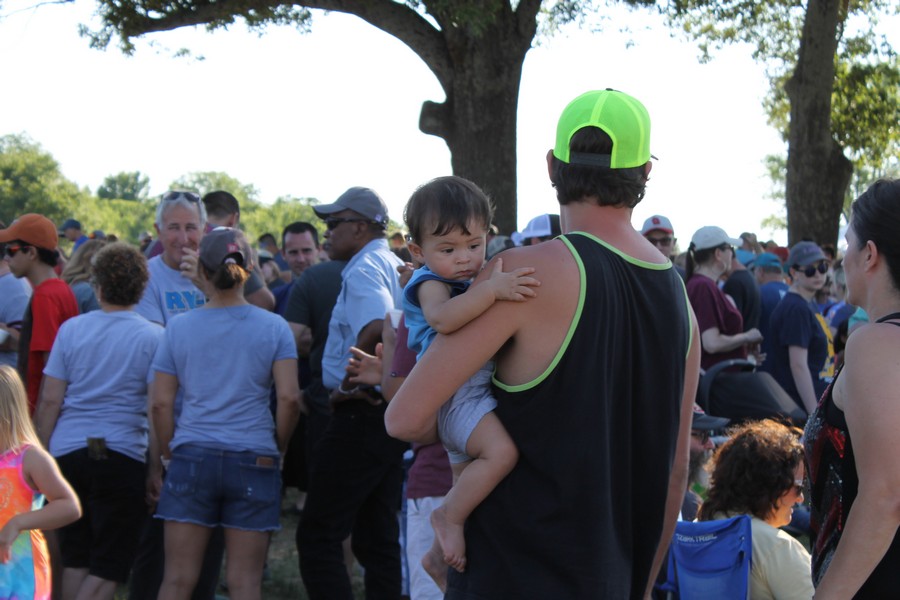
486, 258, 540, 302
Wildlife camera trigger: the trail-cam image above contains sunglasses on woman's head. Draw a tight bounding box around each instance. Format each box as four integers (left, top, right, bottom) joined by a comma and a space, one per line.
794, 261, 828, 277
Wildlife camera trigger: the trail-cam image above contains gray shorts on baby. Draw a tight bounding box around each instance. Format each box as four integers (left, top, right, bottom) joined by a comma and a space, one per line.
438, 362, 497, 464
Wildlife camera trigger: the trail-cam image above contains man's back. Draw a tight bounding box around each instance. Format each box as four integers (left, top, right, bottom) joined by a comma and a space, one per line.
445, 232, 691, 598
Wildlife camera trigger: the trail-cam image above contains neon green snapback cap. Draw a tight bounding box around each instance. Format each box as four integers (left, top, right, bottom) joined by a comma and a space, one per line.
553, 89, 652, 169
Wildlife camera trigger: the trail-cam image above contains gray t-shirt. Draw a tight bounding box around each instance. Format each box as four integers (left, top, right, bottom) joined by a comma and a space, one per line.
43, 310, 163, 461
0, 273, 31, 367
152, 305, 296, 455
136, 256, 206, 325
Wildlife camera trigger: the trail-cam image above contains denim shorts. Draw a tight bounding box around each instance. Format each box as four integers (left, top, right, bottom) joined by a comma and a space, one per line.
155, 444, 282, 532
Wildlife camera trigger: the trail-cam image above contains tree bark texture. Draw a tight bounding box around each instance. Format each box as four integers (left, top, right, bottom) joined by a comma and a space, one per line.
784, 0, 852, 247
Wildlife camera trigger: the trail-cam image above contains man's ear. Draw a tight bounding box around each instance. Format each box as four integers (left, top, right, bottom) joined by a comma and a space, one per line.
154, 223, 161, 235
546, 149, 555, 181
407, 241, 425, 263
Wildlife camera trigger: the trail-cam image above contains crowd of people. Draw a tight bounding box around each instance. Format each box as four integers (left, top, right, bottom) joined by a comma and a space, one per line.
0, 88, 897, 600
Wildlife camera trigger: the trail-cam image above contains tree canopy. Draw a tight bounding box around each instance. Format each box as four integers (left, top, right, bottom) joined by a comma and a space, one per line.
97, 170, 151, 200
0, 135, 327, 246
666, 0, 900, 245
80, 0, 652, 235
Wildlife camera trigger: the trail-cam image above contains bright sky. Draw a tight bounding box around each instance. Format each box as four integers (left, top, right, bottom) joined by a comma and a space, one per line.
2, 1, 794, 244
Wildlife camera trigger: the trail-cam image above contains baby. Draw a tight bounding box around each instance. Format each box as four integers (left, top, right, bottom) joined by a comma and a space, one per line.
402, 175, 539, 589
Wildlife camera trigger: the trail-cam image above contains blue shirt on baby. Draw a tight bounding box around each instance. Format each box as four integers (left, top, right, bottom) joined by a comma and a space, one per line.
152, 305, 297, 455
403, 265, 469, 360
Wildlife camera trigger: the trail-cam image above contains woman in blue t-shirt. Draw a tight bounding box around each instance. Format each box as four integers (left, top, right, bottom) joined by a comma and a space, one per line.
151, 228, 300, 598
762, 241, 835, 414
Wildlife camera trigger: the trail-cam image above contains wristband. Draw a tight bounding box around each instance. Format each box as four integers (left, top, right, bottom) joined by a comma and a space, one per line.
338, 384, 360, 395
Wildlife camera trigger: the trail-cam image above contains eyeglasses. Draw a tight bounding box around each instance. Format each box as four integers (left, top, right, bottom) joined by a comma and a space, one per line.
161, 191, 201, 204
647, 236, 674, 247
324, 217, 371, 230
794, 261, 828, 278
690, 430, 710, 444
4, 244, 29, 258
794, 479, 804, 496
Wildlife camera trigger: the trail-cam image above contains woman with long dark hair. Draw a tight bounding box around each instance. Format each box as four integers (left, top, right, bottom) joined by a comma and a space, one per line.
805, 179, 900, 597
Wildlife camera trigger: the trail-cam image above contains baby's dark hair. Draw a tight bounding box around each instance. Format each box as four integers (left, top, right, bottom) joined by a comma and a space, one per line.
404, 176, 494, 244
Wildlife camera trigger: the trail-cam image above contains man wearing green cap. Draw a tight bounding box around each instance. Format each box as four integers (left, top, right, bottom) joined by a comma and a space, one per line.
387, 89, 699, 598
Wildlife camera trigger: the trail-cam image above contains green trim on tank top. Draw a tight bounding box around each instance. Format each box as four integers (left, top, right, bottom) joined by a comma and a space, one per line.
492, 234, 586, 393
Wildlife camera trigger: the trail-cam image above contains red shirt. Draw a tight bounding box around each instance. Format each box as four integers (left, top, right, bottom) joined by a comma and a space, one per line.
22, 278, 78, 412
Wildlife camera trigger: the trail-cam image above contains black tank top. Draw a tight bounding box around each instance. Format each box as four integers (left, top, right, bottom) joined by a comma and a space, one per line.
804, 313, 900, 597
446, 232, 692, 599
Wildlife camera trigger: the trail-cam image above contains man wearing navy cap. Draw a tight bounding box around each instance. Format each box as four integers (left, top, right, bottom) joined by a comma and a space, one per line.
59, 218, 89, 251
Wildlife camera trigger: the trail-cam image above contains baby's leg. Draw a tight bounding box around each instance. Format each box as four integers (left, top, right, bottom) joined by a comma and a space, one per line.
431, 412, 518, 573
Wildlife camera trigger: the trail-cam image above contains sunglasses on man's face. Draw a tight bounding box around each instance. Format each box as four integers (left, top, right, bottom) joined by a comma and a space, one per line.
647, 236, 674, 247
4, 244, 29, 258
161, 191, 201, 204
794, 261, 828, 278
324, 217, 371, 230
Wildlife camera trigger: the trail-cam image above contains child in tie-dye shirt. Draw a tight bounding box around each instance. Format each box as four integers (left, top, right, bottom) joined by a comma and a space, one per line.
0, 366, 80, 599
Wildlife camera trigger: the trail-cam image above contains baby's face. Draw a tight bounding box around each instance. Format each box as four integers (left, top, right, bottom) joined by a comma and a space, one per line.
413, 221, 487, 282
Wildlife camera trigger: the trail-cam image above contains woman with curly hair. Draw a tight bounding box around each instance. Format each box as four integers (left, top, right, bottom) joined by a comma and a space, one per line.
697, 419, 813, 600
34, 242, 163, 600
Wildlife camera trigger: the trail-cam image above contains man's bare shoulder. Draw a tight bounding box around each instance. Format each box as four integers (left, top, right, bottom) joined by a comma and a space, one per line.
477, 239, 575, 284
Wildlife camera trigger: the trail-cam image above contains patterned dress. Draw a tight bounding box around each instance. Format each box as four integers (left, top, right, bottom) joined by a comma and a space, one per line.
0, 446, 50, 600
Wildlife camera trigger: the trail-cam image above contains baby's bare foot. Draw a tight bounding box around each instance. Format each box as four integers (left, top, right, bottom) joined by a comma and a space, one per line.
431, 505, 466, 572
422, 540, 448, 592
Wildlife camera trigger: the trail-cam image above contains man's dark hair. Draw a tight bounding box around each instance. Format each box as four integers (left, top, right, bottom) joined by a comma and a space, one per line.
549, 127, 649, 209
258, 232, 278, 247
404, 176, 493, 244
202, 190, 240, 220
11, 239, 59, 267
281, 222, 319, 248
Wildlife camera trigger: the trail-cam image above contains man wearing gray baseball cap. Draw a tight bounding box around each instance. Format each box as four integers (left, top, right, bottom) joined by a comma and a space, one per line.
298, 186, 406, 599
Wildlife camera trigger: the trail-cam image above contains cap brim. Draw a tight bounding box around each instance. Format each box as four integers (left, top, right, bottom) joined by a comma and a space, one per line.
692, 414, 730, 430
726, 236, 743, 246
312, 202, 345, 218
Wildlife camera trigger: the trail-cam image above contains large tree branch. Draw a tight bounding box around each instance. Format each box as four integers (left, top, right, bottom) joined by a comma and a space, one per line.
115, 0, 454, 91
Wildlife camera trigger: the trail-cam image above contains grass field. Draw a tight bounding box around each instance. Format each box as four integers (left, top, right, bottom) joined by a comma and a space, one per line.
115, 490, 366, 599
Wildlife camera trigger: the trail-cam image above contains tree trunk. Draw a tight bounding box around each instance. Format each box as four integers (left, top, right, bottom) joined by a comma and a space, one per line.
784, 0, 853, 248
418, 15, 533, 236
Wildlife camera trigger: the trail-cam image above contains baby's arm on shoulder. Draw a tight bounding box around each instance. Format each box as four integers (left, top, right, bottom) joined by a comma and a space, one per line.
419, 258, 540, 335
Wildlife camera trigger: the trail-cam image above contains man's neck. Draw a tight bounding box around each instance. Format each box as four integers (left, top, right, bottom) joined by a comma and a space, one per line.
27, 263, 58, 288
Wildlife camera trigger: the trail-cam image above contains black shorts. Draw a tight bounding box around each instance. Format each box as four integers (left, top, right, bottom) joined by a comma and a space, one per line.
56, 447, 146, 582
